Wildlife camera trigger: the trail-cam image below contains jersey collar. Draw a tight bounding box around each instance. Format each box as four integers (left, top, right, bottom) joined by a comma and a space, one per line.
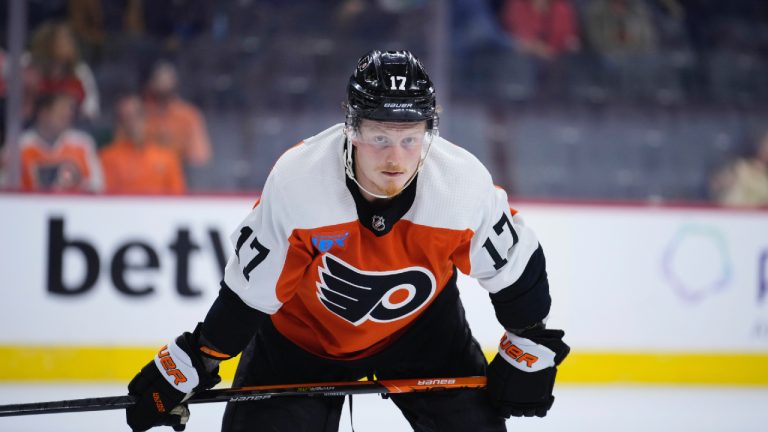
344, 147, 418, 237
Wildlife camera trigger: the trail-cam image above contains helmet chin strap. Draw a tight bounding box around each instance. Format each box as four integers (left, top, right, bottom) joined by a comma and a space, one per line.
343, 137, 433, 200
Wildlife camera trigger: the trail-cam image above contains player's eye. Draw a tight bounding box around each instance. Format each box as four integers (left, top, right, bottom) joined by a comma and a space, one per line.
372, 135, 391, 147
401, 136, 419, 149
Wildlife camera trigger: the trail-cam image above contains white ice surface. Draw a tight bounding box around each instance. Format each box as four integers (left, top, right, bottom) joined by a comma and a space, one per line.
1, 383, 767, 432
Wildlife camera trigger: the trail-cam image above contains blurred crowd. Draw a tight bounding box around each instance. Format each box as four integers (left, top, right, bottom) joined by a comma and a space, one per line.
0, 1, 212, 194
455, 0, 768, 105
11, 55, 206, 194
710, 130, 768, 207
0, 0, 766, 207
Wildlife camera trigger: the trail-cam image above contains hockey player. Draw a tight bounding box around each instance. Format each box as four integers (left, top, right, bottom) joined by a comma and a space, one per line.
126, 50, 569, 432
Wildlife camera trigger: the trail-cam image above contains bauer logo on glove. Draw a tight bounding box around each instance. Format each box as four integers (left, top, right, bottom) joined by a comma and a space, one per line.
487, 327, 570, 418
157, 345, 188, 386
153, 341, 201, 393
497, 332, 558, 373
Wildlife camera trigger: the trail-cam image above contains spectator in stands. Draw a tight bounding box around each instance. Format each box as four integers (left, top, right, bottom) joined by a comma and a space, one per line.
27, 21, 100, 121
497, 0, 581, 97
2, 45, 62, 129
68, 0, 145, 62
100, 94, 185, 194
710, 130, 768, 208
585, 0, 658, 56
583, 0, 662, 101
142, 60, 212, 167
17, 92, 103, 192
499, 0, 580, 61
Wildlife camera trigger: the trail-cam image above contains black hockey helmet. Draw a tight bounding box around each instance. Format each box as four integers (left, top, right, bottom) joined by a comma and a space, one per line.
346, 50, 438, 130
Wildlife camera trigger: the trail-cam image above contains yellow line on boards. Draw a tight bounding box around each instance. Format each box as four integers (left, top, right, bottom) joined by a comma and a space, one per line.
0, 346, 241, 382
547, 351, 768, 385
1, 346, 767, 385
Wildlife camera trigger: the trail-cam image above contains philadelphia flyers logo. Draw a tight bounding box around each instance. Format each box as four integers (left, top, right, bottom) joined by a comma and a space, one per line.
316, 254, 436, 326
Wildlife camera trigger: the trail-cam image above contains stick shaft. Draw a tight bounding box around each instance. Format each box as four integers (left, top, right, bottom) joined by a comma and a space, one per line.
0, 395, 134, 416
0, 376, 486, 417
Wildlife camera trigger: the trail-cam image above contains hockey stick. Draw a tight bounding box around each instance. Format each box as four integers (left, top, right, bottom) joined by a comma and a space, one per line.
0, 376, 486, 417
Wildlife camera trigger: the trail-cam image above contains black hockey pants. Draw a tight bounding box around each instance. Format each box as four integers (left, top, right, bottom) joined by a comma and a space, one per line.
221, 275, 507, 432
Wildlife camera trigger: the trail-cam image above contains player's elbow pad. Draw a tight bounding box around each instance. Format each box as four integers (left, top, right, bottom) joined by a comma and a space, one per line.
200, 282, 269, 357
489, 245, 551, 330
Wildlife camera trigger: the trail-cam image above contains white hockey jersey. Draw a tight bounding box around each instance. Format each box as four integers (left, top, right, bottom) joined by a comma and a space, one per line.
223, 124, 541, 359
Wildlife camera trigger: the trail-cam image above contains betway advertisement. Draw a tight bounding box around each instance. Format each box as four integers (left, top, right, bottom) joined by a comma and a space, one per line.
0, 194, 249, 345
1, 194, 767, 382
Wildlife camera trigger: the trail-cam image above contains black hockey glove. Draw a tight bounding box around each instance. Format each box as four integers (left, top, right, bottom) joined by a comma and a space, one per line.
487, 327, 569, 418
126, 325, 222, 431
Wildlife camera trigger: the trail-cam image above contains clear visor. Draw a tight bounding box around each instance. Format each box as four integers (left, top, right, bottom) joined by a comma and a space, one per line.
342, 119, 439, 199
344, 121, 438, 159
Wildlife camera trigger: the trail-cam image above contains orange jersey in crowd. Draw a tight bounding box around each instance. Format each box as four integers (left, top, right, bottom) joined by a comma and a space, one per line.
143, 97, 212, 166
100, 139, 186, 194
18, 129, 104, 192
222, 124, 541, 360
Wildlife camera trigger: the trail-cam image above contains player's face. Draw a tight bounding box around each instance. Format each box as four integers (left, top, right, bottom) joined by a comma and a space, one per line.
352, 120, 427, 199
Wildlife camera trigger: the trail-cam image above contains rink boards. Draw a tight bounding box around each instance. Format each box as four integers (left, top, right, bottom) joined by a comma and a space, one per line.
1, 193, 766, 384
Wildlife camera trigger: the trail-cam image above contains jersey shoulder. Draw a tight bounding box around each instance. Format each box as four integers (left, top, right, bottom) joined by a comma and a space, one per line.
270, 123, 344, 182
262, 124, 357, 230
407, 136, 497, 231
429, 136, 494, 191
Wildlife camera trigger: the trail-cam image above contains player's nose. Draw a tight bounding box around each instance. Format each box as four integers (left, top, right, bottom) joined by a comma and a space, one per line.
384, 142, 406, 163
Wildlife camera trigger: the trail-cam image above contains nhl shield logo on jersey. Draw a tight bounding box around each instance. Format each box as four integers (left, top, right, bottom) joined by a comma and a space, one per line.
316, 254, 436, 326
311, 232, 350, 253
371, 215, 386, 232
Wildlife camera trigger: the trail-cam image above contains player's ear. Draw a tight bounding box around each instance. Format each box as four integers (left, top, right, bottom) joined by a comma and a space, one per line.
343, 125, 360, 148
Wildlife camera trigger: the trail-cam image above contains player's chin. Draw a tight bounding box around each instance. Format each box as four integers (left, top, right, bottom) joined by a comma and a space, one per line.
380, 181, 406, 197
